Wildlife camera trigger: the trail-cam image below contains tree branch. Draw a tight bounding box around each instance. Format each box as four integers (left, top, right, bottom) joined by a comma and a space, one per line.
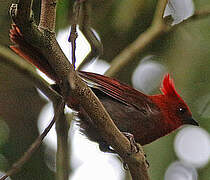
39, 1, 70, 180
39, 0, 57, 31
9, 0, 149, 179
173, 9, 210, 28
104, 1, 210, 77
10, 0, 32, 26
151, 0, 168, 27
105, 0, 169, 77
68, 1, 80, 70
10, 1, 72, 83
67, 2, 149, 178
68, 71, 149, 180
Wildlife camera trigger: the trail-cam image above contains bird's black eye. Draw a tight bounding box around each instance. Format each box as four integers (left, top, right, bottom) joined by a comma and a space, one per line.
178, 107, 186, 114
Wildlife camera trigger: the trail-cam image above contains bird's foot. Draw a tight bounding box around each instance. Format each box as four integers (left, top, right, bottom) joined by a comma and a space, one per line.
121, 132, 139, 154
98, 133, 149, 168
122, 132, 149, 169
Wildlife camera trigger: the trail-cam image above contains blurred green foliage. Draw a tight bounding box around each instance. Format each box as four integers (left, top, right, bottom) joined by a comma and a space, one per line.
0, 0, 210, 180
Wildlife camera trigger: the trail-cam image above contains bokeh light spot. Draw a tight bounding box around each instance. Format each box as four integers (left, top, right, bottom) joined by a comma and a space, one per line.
131, 55, 166, 93
175, 126, 210, 168
165, 161, 197, 180
164, 0, 194, 25
81, 59, 110, 74
71, 157, 123, 180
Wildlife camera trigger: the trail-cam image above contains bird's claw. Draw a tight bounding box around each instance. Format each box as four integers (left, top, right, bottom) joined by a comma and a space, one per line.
122, 132, 150, 169
98, 132, 149, 169
122, 132, 139, 154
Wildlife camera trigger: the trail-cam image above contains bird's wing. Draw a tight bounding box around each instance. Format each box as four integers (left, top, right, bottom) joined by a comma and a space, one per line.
78, 71, 153, 110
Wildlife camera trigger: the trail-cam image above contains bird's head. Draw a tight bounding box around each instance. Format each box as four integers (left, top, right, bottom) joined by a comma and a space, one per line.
152, 74, 199, 128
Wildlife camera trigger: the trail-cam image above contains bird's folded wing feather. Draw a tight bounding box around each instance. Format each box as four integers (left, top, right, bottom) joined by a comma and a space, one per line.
78, 71, 153, 110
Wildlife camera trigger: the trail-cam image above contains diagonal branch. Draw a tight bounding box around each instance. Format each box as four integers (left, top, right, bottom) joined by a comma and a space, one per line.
173, 9, 210, 28
104, 1, 210, 77
105, 0, 169, 77
10, 1, 72, 83
68, 71, 149, 180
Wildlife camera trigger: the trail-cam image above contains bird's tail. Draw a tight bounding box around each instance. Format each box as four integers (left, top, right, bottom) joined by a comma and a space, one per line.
9, 24, 59, 82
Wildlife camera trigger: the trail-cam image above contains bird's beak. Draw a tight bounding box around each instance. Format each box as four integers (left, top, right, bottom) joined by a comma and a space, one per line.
186, 117, 199, 126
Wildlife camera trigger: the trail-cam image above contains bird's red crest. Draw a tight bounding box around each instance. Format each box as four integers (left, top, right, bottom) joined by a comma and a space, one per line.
161, 74, 179, 97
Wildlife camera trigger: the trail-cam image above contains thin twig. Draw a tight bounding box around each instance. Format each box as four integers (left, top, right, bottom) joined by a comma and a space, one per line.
77, 0, 103, 70
173, 9, 210, 28
104, 1, 210, 78
68, 2, 80, 70
0, 100, 65, 180
151, 0, 168, 27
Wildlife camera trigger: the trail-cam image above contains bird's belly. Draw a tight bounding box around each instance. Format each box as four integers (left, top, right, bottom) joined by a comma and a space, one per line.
101, 99, 159, 145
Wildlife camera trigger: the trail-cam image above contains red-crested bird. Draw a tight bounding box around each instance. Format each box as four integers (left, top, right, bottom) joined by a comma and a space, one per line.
9, 24, 198, 150
76, 71, 198, 149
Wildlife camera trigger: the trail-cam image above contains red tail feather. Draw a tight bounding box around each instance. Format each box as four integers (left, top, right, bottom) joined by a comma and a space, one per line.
10, 24, 59, 82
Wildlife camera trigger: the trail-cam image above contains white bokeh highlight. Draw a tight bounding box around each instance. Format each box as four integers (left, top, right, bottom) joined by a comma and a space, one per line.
131, 55, 166, 93
164, 0, 194, 25
165, 161, 198, 180
81, 59, 110, 74
174, 126, 210, 168
71, 157, 123, 180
